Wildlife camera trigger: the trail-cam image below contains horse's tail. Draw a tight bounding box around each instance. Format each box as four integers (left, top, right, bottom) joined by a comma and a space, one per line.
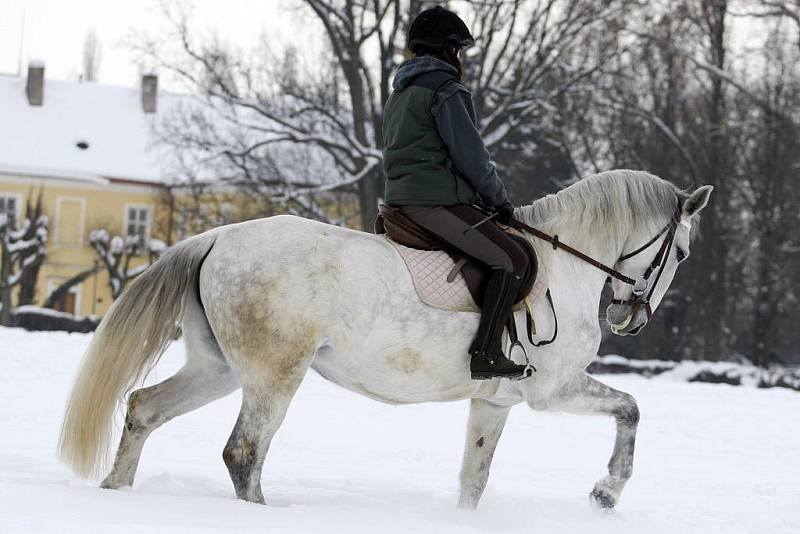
57, 231, 218, 479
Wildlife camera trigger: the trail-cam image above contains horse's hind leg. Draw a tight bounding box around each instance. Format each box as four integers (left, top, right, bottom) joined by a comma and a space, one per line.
101, 299, 239, 489
221, 349, 313, 505
457, 398, 512, 509
538, 372, 639, 509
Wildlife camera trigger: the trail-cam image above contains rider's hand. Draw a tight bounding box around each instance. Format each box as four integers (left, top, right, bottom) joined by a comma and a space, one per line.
495, 202, 515, 226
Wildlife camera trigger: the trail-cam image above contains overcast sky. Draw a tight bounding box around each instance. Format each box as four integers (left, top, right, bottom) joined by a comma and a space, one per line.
0, 0, 306, 87
0, 1, 772, 90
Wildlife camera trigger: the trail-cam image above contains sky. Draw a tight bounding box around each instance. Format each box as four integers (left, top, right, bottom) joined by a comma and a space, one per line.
0, 0, 307, 88
0, 0, 773, 90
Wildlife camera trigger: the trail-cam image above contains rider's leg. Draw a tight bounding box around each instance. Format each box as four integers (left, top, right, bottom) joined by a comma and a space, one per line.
397, 205, 528, 379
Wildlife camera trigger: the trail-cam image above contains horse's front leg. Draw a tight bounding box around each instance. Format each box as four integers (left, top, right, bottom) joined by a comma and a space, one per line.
457, 398, 512, 509
541, 372, 640, 509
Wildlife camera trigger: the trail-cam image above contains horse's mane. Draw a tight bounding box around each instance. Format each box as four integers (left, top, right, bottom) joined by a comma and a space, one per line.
516, 170, 688, 254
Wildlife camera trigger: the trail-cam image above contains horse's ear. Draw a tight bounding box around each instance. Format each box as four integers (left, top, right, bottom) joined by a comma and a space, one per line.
682, 185, 713, 217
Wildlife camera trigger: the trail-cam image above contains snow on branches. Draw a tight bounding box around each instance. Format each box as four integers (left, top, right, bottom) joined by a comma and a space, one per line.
89, 229, 165, 298
0, 211, 48, 325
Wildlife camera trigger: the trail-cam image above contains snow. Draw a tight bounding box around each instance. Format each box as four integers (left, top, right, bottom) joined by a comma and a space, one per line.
0, 75, 181, 184
13, 305, 96, 321
0, 327, 798, 533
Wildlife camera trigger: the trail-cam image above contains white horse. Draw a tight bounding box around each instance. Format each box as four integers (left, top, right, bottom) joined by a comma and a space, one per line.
58, 170, 712, 510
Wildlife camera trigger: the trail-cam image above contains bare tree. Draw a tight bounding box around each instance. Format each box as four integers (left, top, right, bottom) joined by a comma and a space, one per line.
733, 1, 800, 52
136, 1, 634, 228
82, 29, 102, 82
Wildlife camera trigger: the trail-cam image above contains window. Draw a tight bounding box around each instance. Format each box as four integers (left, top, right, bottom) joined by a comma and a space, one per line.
55, 197, 86, 246
126, 205, 152, 248
0, 194, 21, 226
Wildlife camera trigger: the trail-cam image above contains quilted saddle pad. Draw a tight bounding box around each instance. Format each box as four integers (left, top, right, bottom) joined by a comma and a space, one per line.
384, 236, 547, 313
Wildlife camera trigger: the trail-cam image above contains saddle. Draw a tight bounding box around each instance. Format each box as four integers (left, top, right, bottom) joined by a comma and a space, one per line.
375, 204, 542, 312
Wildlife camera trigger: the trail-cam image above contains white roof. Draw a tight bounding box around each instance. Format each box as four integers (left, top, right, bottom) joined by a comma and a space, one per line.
0, 74, 177, 185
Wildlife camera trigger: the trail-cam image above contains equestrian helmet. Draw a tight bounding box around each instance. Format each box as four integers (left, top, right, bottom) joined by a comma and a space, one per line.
407, 6, 475, 50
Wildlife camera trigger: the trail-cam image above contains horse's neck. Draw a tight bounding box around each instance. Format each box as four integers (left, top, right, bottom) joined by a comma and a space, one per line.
529, 216, 626, 318
538, 242, 609, 300
528, 215, 626, 276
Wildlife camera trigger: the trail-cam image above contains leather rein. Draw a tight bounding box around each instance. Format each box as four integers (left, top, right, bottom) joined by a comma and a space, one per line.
509, 202, 682, 321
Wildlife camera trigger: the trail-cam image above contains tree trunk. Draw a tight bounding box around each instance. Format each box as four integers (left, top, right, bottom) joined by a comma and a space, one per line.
0, 247, 11, 327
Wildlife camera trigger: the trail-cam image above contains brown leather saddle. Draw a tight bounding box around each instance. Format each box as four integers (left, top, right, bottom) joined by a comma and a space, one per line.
374, 203, 537, 308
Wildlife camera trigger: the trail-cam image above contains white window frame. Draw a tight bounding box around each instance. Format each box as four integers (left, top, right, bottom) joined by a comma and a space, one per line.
0, 192, 24, 226
46, 278, 83, 316
123, 203, 154, 249
54, 196, 86, 247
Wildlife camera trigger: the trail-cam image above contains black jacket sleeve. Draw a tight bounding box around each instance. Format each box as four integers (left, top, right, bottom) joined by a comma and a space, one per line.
432, 82, 509, 209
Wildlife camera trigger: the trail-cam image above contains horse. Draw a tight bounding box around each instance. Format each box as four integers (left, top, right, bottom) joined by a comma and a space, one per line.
57, 169, 712, 510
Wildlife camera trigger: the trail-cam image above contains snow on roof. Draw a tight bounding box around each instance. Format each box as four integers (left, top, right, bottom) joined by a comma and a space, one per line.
0, 74, 180, 185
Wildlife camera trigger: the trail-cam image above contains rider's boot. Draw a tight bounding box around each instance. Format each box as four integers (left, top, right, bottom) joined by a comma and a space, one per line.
469, 269, 527, 380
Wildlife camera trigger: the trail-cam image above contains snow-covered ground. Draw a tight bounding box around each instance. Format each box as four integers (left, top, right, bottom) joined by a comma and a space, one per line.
1, 328, 797, 533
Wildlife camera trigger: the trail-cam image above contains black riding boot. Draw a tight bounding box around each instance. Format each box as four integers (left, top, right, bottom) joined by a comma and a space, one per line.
469, 269, 527, 380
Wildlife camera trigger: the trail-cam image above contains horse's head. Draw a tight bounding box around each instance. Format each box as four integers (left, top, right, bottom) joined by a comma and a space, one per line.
606, 185, 713, 336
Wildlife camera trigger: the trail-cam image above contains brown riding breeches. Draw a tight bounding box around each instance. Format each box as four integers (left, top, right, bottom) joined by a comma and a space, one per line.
397, 204, 528, 276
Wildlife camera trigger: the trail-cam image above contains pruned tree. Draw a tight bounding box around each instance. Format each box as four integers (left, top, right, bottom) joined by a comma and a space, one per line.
0, 210, 48, 326
17, 190, 47, 306
89, 229, 166, 299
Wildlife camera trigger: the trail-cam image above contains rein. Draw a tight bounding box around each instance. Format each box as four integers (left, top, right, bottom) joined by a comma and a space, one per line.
509, 206, 680, 295
504, 203, 682, 347
509, 220, 637, 286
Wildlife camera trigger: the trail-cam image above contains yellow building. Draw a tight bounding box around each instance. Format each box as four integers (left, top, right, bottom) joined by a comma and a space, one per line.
1, 65, 360, 318
0, 66, 173, 316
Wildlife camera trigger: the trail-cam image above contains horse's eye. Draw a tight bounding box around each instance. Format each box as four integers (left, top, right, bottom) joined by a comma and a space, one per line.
676, 248, 687, 263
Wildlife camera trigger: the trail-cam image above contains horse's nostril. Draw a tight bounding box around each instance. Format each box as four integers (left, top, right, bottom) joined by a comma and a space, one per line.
606, 304, 631, 326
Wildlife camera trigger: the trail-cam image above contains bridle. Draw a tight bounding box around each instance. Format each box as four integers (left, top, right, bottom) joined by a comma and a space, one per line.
509, 201, 682, 321
608, 205, 681, 319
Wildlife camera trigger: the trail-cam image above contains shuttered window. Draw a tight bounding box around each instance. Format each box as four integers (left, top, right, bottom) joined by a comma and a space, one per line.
126, 205, 152, 247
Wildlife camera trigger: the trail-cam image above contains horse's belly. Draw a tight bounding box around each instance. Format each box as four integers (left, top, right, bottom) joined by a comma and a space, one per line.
309, 345, 487, 404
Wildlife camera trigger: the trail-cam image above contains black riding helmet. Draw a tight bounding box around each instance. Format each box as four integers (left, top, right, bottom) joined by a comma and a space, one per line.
407, 6, 475, 50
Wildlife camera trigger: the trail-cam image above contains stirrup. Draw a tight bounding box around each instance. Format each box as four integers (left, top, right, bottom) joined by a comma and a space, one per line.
470, 347, 528, 380
508, 340, 535, 381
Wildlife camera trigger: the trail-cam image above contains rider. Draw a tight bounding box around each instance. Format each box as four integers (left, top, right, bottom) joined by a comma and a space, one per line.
382, 6, 529, 380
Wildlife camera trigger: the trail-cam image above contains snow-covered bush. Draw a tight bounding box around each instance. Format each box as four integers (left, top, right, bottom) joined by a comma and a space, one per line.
589, 355, 800, 392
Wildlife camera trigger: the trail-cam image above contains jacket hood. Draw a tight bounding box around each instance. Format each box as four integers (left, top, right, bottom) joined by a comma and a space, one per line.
392, 57, 458, 91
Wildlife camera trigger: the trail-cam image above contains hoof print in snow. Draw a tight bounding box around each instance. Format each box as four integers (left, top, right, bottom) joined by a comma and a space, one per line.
589, 488, 616, 511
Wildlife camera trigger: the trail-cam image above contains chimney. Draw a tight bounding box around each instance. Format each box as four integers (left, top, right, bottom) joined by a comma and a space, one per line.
141, 73, 158, 113
26, 61, 45, 106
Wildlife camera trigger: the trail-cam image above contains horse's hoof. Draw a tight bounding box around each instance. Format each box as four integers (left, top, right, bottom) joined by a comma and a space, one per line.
100, 476, 130, 490
100, 481, 128, 490
236, 490, 266, 505
589, 487, 616, 510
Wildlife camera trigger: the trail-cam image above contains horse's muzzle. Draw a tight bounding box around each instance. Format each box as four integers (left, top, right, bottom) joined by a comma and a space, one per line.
606, 303, 647, 336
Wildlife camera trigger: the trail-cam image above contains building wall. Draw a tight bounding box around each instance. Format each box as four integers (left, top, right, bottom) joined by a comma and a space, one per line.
0, 174, 360, 319
0, 174, 169, 316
